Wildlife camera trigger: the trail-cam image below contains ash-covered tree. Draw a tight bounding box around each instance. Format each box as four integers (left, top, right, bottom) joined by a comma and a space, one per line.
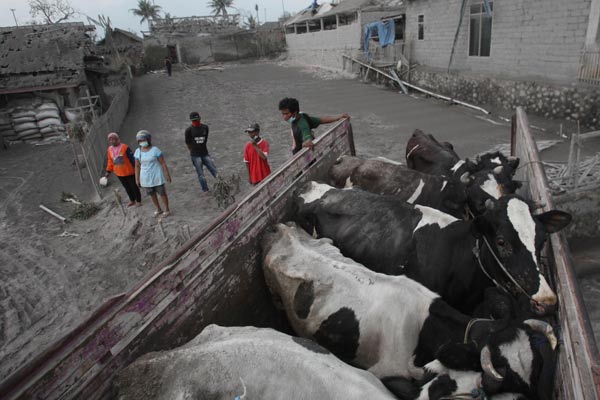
208, 0, 234, 16
28, 0, 76, 24
130, 0, 162, 31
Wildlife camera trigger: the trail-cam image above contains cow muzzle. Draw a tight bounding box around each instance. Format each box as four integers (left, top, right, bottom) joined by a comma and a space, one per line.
530, 299, 557, 316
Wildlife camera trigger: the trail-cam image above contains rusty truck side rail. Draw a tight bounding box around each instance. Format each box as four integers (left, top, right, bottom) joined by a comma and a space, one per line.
0, 120, 355, 400
511, 107, 600, 399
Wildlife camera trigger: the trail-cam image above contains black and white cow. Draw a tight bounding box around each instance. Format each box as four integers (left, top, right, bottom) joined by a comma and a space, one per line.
328, 155, 470, 219
405, 129, 522, 215
262, 223, 558, 400
117, 325, 397, 400
405, 129, 461, 175
294, 182, 571, 315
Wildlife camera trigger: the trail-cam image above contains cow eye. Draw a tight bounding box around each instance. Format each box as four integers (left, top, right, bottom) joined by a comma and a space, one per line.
496, 237, 505, 246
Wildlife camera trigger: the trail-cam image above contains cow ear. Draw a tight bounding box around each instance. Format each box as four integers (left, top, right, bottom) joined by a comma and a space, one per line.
535, 210, 572, 233
435, 342, 480, 371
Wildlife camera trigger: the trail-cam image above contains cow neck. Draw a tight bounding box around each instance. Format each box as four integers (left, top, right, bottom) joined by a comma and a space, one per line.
463, 318, 504, 350
418, 300, 471, 356
416, 299, 506, 366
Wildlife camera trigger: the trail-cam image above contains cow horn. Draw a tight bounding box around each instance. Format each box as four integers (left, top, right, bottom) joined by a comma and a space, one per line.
493, 166, 503, 175
460, 172, 471, 184
475, 155, 482, 164
524, 319, 558, 350
485, 199, 495, 210
481, 346, 504, 381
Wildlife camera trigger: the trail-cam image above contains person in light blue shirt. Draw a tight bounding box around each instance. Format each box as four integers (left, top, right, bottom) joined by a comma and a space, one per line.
134, 130, 172, 217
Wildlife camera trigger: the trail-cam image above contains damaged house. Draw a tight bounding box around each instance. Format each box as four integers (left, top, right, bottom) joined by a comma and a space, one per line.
285, 0, 600, 127
143, 14, 285, 69
98, 28, 144, 72
0, 22, 107, 143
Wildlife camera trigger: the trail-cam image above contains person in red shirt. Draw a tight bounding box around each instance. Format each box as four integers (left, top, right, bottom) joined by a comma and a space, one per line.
243, 123, 271, 185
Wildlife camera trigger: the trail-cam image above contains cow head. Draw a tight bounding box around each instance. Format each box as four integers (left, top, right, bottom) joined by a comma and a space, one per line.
465, 167, 522, 216
413, 361, 532, 400
452, 152, 522, 216
472, 195, 571, 315
435, 320, 557, 400
406, 129, 460, 175
329, 155, 364, 188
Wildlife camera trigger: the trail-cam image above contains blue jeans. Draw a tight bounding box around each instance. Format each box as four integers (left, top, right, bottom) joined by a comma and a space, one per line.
191, 155, 218, 192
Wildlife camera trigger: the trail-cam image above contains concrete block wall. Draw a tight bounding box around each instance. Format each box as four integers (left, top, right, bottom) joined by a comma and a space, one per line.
405, 0, 592, 84
285, 22, 363, 69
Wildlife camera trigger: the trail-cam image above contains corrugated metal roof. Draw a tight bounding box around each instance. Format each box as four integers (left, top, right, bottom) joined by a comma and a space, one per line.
0, 22, 95, 92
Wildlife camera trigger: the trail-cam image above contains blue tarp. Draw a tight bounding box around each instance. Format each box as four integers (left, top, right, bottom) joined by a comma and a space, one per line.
363, 20, 396, 60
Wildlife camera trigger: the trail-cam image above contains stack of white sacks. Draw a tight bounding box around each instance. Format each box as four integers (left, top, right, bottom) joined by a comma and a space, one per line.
0, 115, 14, 141
0, 101, 66, 143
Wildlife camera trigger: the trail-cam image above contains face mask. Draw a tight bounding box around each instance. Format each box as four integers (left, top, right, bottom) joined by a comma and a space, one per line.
139, 141, 149, 148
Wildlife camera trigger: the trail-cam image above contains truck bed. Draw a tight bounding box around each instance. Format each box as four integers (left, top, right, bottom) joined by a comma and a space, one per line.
2, 110, 598, 399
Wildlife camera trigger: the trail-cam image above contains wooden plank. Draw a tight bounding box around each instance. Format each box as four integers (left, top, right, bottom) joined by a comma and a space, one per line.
579, 130, 600, 141
512, 108, 600, 400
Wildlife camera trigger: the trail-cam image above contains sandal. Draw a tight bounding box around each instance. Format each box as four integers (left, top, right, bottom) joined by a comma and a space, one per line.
153, 210, 163, 217
161, 211, 170, 218
127, 201, 136, 207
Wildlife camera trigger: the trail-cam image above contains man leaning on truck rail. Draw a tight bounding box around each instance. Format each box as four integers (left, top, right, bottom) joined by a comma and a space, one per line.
278, 97, 350, 155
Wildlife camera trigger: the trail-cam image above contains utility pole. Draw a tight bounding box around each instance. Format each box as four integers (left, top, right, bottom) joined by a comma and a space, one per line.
255, 4, 259, 25
281, 0, 286, 18
10, 8, 18, 27
264, 8, 267, 23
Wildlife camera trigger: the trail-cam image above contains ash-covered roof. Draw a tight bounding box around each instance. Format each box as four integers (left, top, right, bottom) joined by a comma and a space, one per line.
113, 28, 143, 43
285, 0, 404, 26
0, 22, 96, 94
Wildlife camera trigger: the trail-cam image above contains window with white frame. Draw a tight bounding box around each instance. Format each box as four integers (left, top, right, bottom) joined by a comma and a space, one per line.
469, 1, 493, 57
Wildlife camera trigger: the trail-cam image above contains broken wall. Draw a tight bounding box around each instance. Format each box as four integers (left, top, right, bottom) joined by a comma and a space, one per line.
143, 31, 280, 69
285, 21, 363, 70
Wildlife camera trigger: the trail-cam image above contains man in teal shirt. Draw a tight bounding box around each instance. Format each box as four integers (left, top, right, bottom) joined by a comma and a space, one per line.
278, 97, 350, 154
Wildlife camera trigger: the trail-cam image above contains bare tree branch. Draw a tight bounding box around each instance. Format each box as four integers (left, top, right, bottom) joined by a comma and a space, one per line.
28, 0, 76, 24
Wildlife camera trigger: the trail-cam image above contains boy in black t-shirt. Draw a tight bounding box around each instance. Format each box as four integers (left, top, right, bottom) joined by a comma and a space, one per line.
185, 111, 218, 192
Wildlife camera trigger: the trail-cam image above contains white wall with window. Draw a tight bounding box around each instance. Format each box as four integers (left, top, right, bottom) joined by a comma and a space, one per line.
406, 0, 592, 83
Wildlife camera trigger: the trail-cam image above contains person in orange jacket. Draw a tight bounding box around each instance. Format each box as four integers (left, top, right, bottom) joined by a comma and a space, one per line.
104, 132, 142, 206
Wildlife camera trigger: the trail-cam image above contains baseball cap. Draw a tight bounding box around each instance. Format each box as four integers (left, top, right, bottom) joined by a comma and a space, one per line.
244, 123, 260, 132
189, 112, 201, 120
